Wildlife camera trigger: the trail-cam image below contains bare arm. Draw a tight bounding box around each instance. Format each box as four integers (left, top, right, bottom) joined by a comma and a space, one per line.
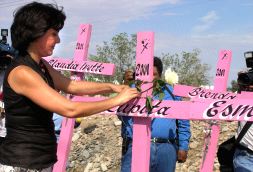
43, 60, 124, 95
8, 66, 139, 118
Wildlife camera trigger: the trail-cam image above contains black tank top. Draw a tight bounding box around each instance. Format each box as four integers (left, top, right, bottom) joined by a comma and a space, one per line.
0, 53, 57, 169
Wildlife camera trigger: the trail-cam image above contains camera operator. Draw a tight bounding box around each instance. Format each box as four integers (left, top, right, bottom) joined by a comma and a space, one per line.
0, 29, 16, 144
233, 51, 253, 172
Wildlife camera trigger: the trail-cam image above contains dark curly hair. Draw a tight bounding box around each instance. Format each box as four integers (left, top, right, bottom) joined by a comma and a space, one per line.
154, 56, 163, 77
11, 2, 66, 55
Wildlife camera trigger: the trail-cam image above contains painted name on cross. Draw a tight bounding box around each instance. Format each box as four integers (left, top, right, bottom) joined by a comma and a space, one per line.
188, 87, 237, 100
44, 57, 115, 75
75, 96, 253, 122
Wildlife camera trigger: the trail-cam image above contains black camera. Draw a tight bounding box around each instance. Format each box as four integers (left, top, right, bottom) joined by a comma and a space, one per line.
237, 51, 253, 87
0, 29, 8, 44
0, 29, 17, 70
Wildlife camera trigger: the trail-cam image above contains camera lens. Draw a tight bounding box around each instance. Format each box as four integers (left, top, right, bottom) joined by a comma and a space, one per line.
238, 72, 253, 86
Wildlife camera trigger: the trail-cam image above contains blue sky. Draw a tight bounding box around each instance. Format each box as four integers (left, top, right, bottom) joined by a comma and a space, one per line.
0, 0, 253, 86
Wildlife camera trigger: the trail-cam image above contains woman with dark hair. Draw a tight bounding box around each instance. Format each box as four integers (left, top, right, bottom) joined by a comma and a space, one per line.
0, 2, 139, 172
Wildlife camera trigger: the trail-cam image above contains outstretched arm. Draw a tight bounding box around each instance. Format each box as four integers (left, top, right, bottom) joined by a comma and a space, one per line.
7, 65, 139, 118
44, 60, 127, 96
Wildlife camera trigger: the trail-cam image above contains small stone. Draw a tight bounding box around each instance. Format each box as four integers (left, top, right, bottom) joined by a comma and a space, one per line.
82, 150, 90, 159
101, 163, 108, 171
114, 120, 122, 126
72, 133, 80, 142
83, 163, 93, 172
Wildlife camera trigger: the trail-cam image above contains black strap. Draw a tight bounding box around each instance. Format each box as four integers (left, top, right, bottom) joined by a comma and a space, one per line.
236, 121, 253, 144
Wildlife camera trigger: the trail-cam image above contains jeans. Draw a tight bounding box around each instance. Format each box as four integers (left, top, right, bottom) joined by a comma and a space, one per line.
121, 142, 177, 172
233, 148, 253, 172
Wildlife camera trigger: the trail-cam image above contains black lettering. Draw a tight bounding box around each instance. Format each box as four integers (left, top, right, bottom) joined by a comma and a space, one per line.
199, 90, 206, 98
189, 88, 202, 97
217, 93, 229, 99
204, 92, 212, 98
130, 105, 141, 113
206, 100, 227, 117
216, 68, 225, 77
66, 61, 74, 69
80, 63, 88, 70
140, 64, 149, 76
98, 66, 104, 72
76, 43, 84, 50
157, 107, 170, 116
58, 63, 66, 68
227, 95, 237, 99
140, 105, 147, 114
221, 104, 233, 117
96, 63, 103, 72
231, 105, 253, 117
135, 64, 140, 77
90, 63, 98, 72
117, 104, 131, 113
210, 93, 219, 99
73, 64, 78, 70
135, 64, 149, 76
48, 59, 56, 65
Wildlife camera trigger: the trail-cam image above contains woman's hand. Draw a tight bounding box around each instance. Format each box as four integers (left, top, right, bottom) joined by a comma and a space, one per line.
110, 84, 129, 93
115, 86, 139, 105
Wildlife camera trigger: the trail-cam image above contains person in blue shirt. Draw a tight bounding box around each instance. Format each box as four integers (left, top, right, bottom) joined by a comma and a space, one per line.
120, 57, 191, 172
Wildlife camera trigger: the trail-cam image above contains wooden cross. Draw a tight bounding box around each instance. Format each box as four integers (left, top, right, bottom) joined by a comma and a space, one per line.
73, 31, 253, 172
48, 27, 253, 172
77, 39, 253, 172
173, 50, 232, 172
44, 24, 116, 172
73, 31, 155, 172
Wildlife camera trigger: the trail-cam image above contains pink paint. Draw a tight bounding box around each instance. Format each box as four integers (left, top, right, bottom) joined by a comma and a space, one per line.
45, 25, 242, 172
51, 24, 117, 172
51, 24, 93, 172
44, 57, 115, 75
175, 50, 232, 172
53, 24, 91, 172
131, 32, 154, 172
75, 96, 253, 122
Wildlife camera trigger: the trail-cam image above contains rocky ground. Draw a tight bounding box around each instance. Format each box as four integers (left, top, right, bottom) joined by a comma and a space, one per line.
67, 114, 237, 172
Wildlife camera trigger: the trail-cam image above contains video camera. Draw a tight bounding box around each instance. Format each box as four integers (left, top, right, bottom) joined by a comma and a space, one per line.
237, 51, 253, 88
0, 29, 17, 70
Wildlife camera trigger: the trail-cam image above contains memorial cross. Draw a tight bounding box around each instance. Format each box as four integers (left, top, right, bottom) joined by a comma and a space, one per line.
54, 29, 253, 172
44, 24, 116, 172
73, 31, 155, 172
173, 50, 232, 172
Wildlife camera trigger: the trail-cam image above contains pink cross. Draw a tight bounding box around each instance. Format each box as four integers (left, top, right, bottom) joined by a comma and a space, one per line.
44, 24, 116, 172
46, 26, 253, 172
174, 50, 232, 172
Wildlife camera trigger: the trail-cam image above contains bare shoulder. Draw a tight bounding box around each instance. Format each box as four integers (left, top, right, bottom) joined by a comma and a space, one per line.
8, 65, 46, 94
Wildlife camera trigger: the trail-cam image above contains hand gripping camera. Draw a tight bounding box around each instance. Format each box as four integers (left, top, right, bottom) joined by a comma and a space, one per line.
237, 51, 253, 88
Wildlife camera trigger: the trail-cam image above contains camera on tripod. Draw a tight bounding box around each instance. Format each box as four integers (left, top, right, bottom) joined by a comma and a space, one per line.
237, 51, 253, 88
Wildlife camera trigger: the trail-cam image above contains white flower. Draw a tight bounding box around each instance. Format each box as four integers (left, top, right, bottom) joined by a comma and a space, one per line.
165, 68, 179, 85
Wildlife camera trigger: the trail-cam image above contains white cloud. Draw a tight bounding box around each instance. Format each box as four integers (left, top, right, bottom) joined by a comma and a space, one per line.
193, 10, 219, 32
